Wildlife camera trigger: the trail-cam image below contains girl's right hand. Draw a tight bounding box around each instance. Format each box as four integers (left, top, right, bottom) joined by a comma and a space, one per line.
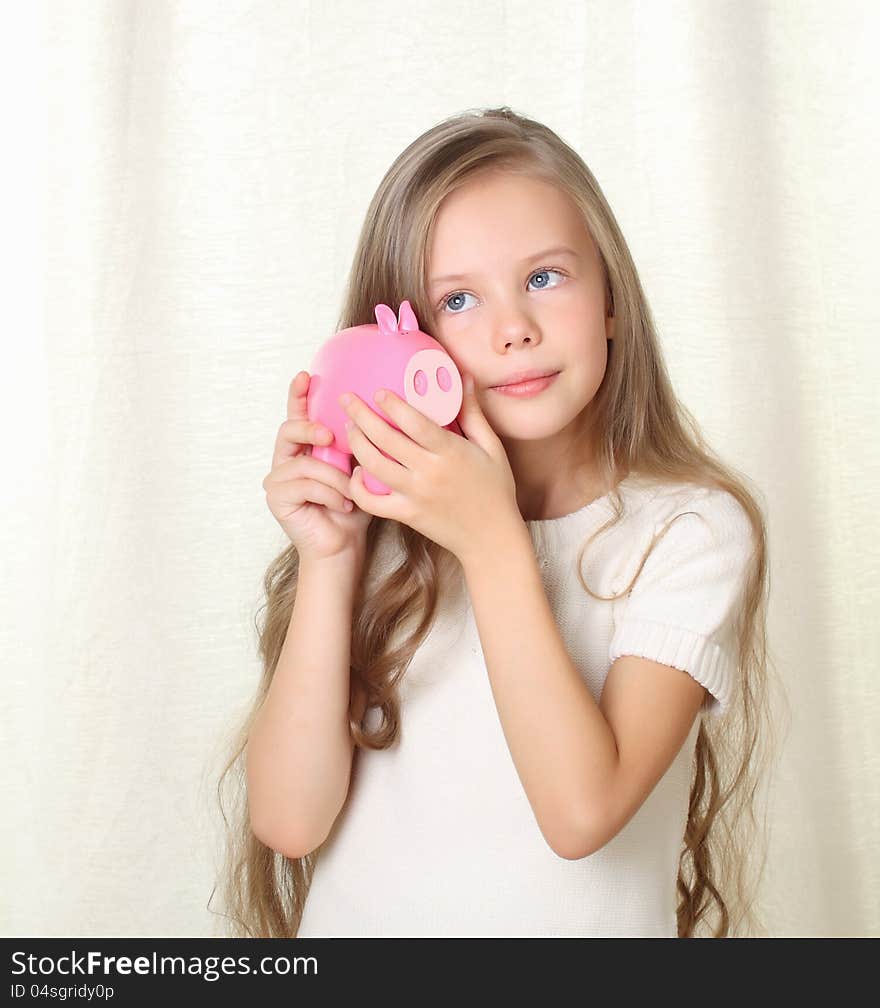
262, 371, 372, 563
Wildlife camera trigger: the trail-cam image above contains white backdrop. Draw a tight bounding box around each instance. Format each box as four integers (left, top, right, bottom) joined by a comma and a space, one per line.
3, 0, 878, 937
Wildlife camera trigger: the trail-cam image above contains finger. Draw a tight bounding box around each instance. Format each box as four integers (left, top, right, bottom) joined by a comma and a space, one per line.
368, 388, 447, 454
272, 474, 353, 514
345, 418, 405, 490
287, 370, 310, 422
453, 371, 503, 453
272, 416, 334, 469
341, 392, 423, 471
348, 464, 397, 521
266, 453, 352, 500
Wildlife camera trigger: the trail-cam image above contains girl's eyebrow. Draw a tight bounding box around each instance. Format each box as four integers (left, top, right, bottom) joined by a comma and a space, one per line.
428, 245, 580, 287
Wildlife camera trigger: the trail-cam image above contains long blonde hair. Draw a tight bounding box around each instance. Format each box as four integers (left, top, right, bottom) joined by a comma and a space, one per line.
210, 106, 785, 938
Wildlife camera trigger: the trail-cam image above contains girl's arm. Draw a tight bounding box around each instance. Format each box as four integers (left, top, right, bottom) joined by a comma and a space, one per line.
460, 522, 706, 860
246, 549, 369, 859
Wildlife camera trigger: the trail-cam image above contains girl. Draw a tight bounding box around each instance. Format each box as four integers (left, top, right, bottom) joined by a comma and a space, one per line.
213, 106, 778, 938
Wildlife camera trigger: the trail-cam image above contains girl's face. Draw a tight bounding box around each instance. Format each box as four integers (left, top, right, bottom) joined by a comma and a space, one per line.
425, 170, 613, 458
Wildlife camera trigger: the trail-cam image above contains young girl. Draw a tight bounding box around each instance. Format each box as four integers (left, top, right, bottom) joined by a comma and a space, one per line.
214, 106, 777, 938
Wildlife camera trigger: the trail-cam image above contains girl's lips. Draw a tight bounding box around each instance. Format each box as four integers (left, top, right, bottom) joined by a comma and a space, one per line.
490, 372, 559, 397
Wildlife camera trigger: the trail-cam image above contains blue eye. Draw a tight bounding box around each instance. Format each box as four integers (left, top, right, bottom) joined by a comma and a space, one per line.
440, 290, 477, 314
438, 268, 566, 315
527, 268, 564, 291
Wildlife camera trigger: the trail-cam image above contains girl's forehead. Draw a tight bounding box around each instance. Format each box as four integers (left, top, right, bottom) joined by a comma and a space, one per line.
429, 179, 587, 247
425, 224, 600, 277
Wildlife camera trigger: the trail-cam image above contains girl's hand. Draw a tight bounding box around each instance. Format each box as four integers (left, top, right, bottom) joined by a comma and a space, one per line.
339, 373, 522, 564
263, 371, 372, 563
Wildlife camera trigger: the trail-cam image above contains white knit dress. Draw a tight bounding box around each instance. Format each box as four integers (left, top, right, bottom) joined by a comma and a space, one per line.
296, 474, 755, 937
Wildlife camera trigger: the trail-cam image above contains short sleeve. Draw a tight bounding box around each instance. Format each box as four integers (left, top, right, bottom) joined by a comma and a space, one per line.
608, 490, 755, 717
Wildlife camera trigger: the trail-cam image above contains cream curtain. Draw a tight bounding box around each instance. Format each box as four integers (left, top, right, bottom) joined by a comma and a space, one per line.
4, 0, 877, 937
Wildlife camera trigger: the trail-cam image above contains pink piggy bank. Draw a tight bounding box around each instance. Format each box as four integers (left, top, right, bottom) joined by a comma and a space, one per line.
306, 299, 464, 495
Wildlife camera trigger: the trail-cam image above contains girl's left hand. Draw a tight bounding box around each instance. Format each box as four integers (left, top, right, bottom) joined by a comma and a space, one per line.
339, 373, 522, 564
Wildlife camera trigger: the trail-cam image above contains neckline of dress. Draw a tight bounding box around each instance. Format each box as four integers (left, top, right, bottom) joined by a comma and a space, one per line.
524, 473, 636, 529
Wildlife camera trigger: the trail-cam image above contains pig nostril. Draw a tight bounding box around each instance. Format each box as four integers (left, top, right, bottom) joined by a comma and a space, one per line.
436, 367, 452, 392
413, 370, 428, 396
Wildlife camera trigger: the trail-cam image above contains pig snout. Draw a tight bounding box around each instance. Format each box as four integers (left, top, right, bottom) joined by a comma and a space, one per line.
402, 348, 463, 427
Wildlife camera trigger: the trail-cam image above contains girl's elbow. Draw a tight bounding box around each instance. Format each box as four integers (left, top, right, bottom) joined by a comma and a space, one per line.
549, 808, 613, 860
249, 809, 316, 860
551, 831, 601, 861
544, 810, 604, 858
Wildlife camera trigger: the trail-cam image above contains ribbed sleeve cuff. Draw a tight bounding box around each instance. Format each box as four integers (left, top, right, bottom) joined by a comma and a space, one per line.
608, 616, 733, 716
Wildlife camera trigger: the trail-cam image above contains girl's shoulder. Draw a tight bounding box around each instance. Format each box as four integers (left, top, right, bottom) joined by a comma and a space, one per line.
621, 474, 745, 517
618, 475, 753, 549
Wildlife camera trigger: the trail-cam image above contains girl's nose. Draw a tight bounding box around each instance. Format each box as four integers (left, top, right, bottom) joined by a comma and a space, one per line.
494, 313, 541, 349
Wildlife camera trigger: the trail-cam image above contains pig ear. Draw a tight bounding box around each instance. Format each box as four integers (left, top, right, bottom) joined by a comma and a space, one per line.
398, 300, 419, 333
374, 303, 399, 335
